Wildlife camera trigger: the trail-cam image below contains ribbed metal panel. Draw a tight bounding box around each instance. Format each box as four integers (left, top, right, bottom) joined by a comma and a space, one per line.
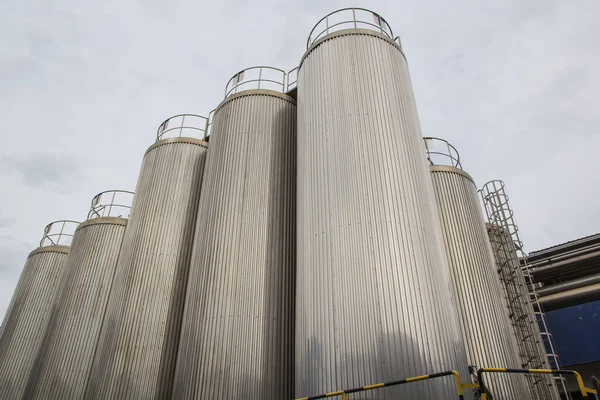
296, 30, 470, 399
429, 166, 531, 399
173, 90, 296, 399
0, 246, 69, 400
22, 217, 127, 400
85, 138, 208, 399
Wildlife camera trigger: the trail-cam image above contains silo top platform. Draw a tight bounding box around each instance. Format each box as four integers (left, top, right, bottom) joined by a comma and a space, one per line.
424, 137, 478, 183
87, 189, 134, 220
306, 8, 394, 48
39, 220, 79, 247
424, 137, 463, 170
224, 66, 287, 98
156, 114, 209, 142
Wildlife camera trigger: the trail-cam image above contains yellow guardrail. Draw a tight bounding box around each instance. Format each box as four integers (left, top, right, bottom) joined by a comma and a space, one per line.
295, 366, 600, 399
295, 370, 471, 399
477, 368, 599, 399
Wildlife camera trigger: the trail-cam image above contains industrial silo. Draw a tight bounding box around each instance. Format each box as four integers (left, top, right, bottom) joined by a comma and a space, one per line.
482, 180, 562, 400
296, 8, 470, 399
424, 138, 530, 399
173, 66, 296, 399
22, 190, 133, 400
85, 115, 209, 399
0, 220, 77, 400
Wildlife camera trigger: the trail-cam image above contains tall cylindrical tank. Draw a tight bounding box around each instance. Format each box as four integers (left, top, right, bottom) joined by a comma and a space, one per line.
296, 8, 470, 399
172, 66, 296, 399
424, 138, 530, 399
0, 220, 77, 400
85, 115, 209, 399
22, 190, 133, 400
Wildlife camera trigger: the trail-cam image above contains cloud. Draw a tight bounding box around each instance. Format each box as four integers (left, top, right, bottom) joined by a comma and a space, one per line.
0, 218, 16, 228
1, 152, 84, 188
0, 0, 598, 325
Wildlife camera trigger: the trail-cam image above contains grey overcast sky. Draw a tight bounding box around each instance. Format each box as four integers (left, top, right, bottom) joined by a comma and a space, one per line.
1, 0, 599, 320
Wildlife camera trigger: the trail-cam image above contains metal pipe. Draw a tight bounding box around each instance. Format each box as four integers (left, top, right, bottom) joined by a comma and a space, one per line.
538, 283, 600, 311
529, 248, 600, 269
537, 274, 600, 296
529, 249, 600, 276
528, 237, 600, 263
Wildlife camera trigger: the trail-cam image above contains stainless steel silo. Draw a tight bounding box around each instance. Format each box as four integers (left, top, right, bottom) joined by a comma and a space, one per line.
0, 220, 77, 400
424, 138, 530, 399
296, 8, 470, 399
22, 190, 133, 400
85, 115, 209, 399
172, 66, 296, 399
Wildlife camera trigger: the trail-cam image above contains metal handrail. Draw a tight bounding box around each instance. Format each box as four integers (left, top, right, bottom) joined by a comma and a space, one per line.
224, 66, 286, 98
40, 220, 79, 247
287, 66, 298, 92
296, 370, 469, 400
393, 36, 403, 50
206, 108, 216, 139
477, 368, 598, 399
156, 114, 209, 142
306, 8, 393, 48
87, 190, 134, 220
423, 137, 462, 169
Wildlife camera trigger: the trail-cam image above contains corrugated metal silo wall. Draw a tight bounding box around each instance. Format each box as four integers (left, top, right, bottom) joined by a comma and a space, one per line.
296, 30, 471, 399
429, 166, 531, 399
85, 138, 208, 399
172, 90, 296, 399
0, 245, 69, 400
23, 217, 127, 400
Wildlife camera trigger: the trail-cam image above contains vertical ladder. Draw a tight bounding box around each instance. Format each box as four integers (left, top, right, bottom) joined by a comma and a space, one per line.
481, 181, 567, 400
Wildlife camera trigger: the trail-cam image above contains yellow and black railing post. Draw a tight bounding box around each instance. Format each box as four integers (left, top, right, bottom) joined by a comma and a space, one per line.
295, 370, 468, 399
476, 368, 599, 400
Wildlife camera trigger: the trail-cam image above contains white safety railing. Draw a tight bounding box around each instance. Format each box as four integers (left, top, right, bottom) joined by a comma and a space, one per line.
424, 137, 462, 169
88, 190, 134, 219
156, 114, 209, 141
307, 8, 393, 48
40, 220, 79, 247
225, 66, 286, 98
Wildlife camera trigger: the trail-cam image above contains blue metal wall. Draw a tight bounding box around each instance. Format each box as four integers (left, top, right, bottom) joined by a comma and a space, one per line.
544, 300, 600, 366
